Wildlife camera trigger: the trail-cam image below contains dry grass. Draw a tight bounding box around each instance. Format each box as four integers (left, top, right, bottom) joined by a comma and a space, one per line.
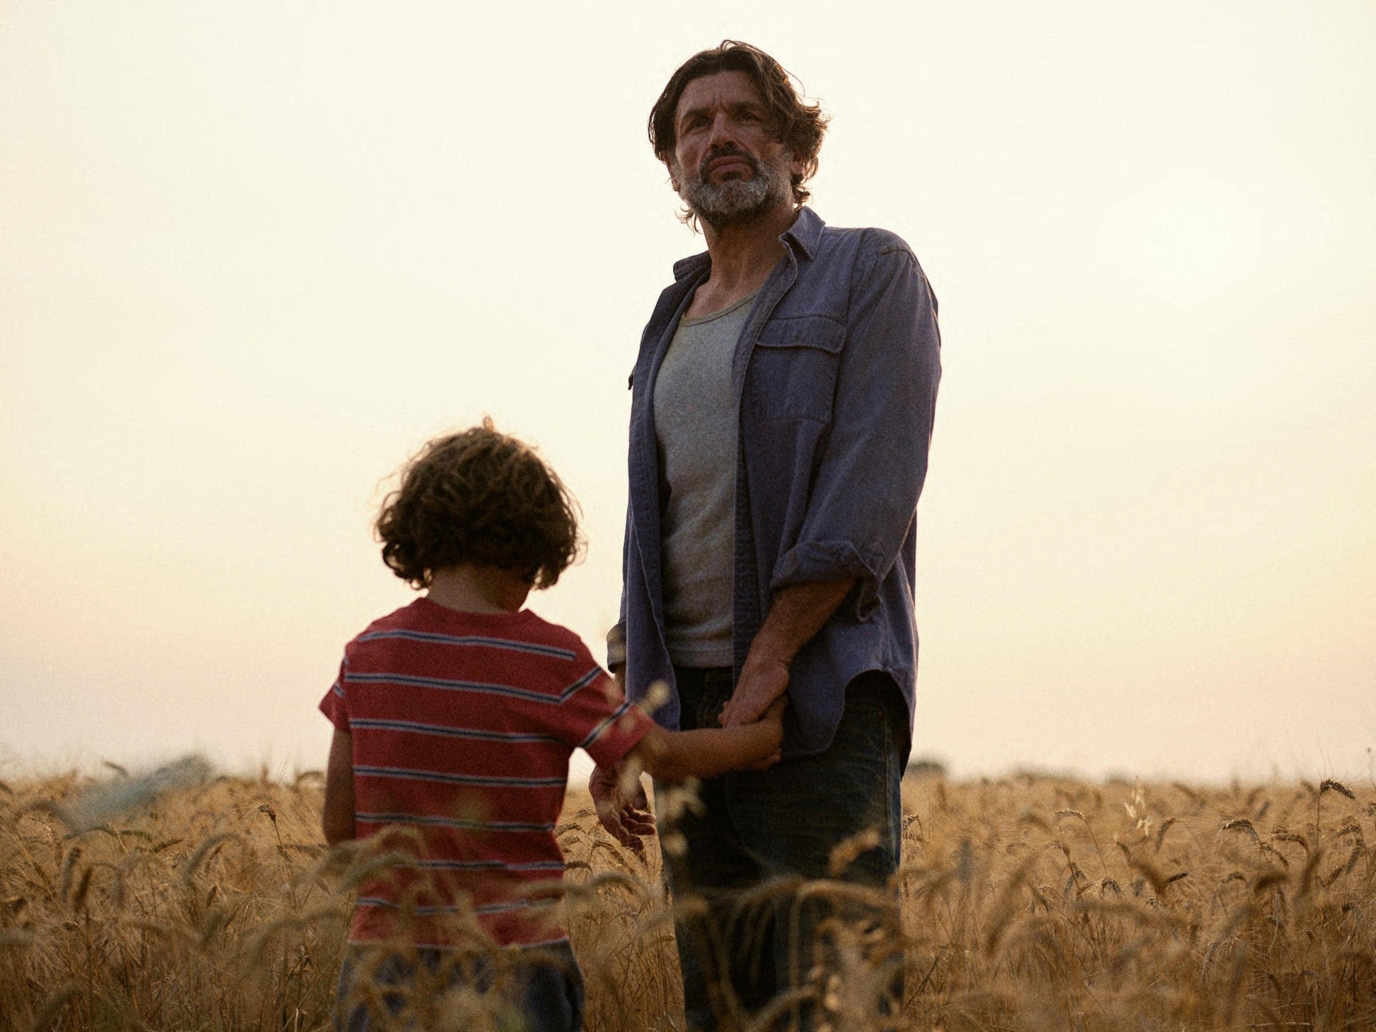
2, 766, 1374, 1030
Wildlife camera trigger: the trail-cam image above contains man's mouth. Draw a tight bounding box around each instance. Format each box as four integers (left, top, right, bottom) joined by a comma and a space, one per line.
702, 153, 757, 180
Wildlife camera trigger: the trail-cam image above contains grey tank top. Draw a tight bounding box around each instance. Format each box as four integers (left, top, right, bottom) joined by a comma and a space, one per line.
653, 289, 758, 667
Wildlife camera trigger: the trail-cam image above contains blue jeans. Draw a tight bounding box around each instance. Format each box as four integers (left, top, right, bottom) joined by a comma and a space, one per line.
655, 667, 906, 1032
334, 939, 585, 1031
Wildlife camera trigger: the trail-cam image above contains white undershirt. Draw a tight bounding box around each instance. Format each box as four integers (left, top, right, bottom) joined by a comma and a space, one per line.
653, 289, 759, 667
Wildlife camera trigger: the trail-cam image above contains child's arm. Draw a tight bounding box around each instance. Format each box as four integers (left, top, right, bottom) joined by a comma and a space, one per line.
322, 728, 356, 846
629, 699, 785, 783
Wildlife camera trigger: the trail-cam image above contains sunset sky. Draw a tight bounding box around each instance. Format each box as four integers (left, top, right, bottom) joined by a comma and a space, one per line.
3, 2, 1373, 784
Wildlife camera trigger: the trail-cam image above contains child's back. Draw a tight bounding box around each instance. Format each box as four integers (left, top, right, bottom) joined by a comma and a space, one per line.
321, 597, 650, 949
320, 420, 782, 1031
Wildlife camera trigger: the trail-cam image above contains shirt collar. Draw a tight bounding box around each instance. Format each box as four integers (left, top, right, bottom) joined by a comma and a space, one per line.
671, 206, 824, 281
782, 206, 823, 260
672, 250, 711, 282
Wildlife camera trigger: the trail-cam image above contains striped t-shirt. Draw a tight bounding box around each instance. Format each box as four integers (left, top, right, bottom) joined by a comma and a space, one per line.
319, 597, 653, 948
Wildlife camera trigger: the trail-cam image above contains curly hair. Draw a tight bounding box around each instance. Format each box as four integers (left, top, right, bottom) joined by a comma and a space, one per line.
374, 419, 582, 590
648, 40, 829, 208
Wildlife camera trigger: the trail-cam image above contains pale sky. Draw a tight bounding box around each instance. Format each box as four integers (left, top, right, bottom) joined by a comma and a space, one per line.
3, 2, 1373, 785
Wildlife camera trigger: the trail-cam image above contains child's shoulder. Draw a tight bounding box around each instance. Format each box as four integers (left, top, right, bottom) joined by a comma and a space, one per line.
341, 600, 595, 667
511, 610, 591, 658
345, 598, 430, 642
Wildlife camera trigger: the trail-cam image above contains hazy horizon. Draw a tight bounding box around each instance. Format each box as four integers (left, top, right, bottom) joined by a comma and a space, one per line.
3, 2, 1373, 786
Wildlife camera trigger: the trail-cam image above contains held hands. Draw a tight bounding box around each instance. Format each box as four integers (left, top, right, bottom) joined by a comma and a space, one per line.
720, 653, 790, 728
717, 577, 852, 732
747, 695, 787, 770
722, 648, 790, 771
593, 656, 790, 833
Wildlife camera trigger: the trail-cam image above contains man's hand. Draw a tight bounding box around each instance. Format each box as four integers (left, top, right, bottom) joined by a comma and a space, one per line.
720, 653, 790, 728
588, 760, 656, 853
719, 578, 857, 728
744, 696, 788, 769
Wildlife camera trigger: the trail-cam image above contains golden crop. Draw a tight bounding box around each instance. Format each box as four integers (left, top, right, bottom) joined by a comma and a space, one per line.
2, 767, 1373, 1030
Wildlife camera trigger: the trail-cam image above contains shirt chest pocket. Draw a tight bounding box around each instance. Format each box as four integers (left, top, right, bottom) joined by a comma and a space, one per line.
746, 317, 846, 424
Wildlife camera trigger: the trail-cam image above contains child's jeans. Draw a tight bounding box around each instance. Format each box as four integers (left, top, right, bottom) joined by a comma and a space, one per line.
334, 939, 585, 1031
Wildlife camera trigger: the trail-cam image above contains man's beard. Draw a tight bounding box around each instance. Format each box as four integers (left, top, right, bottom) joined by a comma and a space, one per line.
677, 147, 792, 230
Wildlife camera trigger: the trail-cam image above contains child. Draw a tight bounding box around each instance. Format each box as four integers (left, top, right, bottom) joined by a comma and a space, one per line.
321, 420, 783, 1031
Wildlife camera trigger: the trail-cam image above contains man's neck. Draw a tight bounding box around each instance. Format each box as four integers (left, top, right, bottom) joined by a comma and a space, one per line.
690, 203, 798, 317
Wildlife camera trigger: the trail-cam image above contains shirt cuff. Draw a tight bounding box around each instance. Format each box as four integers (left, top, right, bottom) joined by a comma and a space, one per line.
771, 540, 883, 621
581, 698, 655, 768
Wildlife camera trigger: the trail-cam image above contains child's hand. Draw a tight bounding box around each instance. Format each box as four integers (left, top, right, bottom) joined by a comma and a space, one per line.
748, 696, 787, 770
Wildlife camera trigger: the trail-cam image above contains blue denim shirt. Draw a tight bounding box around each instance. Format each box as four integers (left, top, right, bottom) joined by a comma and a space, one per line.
613, 208, 941, 759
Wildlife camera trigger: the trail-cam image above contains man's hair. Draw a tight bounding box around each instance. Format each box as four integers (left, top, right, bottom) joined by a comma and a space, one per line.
375, 419, 581, 589
648, 40, 829, 207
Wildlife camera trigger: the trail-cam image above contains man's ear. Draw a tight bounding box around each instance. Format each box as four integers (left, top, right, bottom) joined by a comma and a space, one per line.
667, 160, 681, 194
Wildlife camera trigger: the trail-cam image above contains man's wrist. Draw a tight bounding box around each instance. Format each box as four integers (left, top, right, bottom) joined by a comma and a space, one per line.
743, 636, 795, 670
745, 578, 859, 670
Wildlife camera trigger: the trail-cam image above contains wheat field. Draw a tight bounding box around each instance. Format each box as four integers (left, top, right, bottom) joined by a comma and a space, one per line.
2, 764, 1373, 1031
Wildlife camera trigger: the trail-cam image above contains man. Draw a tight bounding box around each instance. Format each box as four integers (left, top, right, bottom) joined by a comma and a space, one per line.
590, 41, 942, 1030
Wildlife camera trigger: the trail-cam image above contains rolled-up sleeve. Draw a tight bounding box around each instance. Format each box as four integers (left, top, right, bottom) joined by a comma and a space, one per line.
769, 245, 941, 619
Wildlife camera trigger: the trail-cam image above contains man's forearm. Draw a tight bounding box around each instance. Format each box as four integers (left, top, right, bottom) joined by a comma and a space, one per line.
721, 577, 856, 727
748, 578, 857, 665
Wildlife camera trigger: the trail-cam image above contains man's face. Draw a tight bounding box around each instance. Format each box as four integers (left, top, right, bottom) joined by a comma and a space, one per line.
669, 70, 799, 229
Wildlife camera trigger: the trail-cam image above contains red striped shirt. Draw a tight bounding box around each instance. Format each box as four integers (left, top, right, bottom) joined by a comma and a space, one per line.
320, 598, 653, 948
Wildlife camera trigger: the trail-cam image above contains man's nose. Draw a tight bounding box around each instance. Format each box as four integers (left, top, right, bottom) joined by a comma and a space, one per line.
704, 112, 740, 151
